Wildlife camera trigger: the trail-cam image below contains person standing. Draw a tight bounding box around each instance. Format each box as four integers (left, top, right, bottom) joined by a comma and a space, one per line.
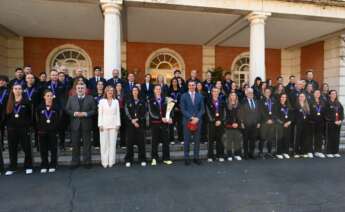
275, 93, 293, 159
65, 83, 96, 169
206, 87, 225, 162
36, 90, 61, 173
98, 86, 121, 168
169, 78, 183, 144
222, 92, 243, 161
0, 75, 9, 151
180, 81, 205, 165
148, 85, 173, 166
141, 74, 154, 101
124, 86, 147, 167
311, 90, 326, 158
89, 66, 107, 93
239, 88, 261, 160
324, 90, 344, 158
5, 84, 33, 175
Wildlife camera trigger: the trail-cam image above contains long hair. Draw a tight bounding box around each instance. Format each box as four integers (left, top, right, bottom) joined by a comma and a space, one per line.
6, 84, 23, 114
227, 92, 239, 110
297, 93, 310, 113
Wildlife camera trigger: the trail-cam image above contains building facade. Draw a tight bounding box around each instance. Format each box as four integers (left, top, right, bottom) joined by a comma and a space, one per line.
1, 0, 345, 101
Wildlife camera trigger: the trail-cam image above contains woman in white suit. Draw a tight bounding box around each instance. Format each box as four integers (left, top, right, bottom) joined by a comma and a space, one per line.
98, 85, 121, 168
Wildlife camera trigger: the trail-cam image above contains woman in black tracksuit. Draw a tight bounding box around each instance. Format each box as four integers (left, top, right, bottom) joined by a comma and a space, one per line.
206, 87, 225, 162
294, 93, 313, 158
36, 89, 61, 173
124, 86, 147, 167
5, 84, 33, 175
324, 90, 344, 157
222, 92, 243, 161
275, 93, 294, 159
310, 90, 326, 158
169, 78, 183, 143
148, 84, 173, 166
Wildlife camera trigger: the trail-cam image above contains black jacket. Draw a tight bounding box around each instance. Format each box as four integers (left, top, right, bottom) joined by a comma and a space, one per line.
125, 98, 147, 128
239, 98, 261, 127
36, 104, 62, 132
6, 99, 32, 129
148, 96, 173, 124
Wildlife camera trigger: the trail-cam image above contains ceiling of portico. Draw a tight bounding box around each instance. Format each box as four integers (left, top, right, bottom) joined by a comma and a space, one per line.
1, 0, 345, 49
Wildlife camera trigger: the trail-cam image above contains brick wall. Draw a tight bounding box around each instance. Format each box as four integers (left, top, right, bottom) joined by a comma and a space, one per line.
23, 37, 103, 76
300, 41, 324, 84
215, 46, 281, 83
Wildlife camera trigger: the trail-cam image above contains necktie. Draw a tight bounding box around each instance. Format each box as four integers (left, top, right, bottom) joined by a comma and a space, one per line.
191, 92, 195, 104
250, 100, 255, 110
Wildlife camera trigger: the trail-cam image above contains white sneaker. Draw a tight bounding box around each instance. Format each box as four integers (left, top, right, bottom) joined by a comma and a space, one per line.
227, 157, 233, 161
294, 154, 300, 158
334, 154, 341, 158
327, 154, 334, 158
219, 158, 225, 162
5, 171, 15, 176
207, 158, 213, 162
283, 154, 290, 159
276, 155, 283, 159
308, 153, 314, 158
318, 153, 326, 158
125, 162, 131, 168
25, 169, 33, 175
303, 154, 309, 158
170, 141, 175, 145
163, 160, 173, 165
48, 168, 56, 173
234, 156, 242, 161
151, 159, 157, 166
141, 162, 147, 167
40, 169, 47, 174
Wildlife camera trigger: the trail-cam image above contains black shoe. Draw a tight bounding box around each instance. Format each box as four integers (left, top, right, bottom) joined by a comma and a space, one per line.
265, 153, 274, 159
249, 154, 257, 160
193, 159, 202, 165
184, 159, 191, 166
84, 164, 92, 169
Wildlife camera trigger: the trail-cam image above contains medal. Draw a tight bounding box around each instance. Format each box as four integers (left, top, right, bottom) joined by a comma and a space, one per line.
317, 112, 321, 116
213, 99, 219, 118
282, 107, 288, 119
269, 112, 272, 115
25, 87, 35, 101
50, 82, 57, 98
216, 113, 220, 117
285, 115, 288, 119
14, 104, 21, 118
44, 107, 53, 124
267, 99, 272, 115
316, 104, 321, 116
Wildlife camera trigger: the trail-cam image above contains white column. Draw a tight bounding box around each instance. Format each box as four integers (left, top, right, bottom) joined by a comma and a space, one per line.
247, 11, 271, 85
101, 0, 122, 79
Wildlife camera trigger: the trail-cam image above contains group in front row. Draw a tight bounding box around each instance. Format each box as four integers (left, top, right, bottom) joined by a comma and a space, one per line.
0, 66, 343, 176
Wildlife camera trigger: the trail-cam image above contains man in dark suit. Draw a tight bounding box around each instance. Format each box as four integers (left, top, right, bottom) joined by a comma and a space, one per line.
305, 70, 319, 91
123, 73, 136, 95
106, 68, 123, 88
180, 80, 205, 165
141, 74, 154, 100
9, 67, 25, 88
239, 88, 261, 159
88, 66, 106, 93
65, 83, 96, 169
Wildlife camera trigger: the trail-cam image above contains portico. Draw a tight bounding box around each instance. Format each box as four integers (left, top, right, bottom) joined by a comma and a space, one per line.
1, 0, 345, 100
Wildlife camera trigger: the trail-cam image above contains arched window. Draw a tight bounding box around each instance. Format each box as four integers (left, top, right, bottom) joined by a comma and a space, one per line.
46, 44, 92, 78
145, 48, 185, 83
231, 52, 250, 86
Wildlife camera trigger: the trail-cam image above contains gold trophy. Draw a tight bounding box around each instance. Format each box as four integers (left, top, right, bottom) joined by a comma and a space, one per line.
165, 97, 176, 121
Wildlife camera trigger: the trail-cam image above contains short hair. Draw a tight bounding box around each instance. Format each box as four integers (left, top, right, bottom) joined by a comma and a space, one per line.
15, 67, 23, 72
289, 75, 295, 79
174, 70, 181, 75
94, 66, 101, 71
245, 88, 254, 95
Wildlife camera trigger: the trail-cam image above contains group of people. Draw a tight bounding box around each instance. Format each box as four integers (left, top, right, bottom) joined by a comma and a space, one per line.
0, 66, 343, 176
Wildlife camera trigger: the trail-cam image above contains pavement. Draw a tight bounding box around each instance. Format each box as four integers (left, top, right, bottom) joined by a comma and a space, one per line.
1, 157, 345, 212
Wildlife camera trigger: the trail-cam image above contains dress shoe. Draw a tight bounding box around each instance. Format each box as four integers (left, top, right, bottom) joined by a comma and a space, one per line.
184, 159, 191, 166
193, 159, 202, 165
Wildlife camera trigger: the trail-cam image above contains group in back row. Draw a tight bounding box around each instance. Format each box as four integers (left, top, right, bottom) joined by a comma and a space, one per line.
0, 66, 343, 176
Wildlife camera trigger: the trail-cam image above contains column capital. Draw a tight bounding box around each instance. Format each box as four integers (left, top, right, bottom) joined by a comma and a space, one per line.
100, 0, 122, 15
246, 11, 271, 25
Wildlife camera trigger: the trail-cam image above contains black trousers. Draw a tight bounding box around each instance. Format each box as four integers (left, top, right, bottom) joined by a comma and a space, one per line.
243, 125, 258, 157
295, 122, 313, 154
119, 112, 126, 147
169, 112, 183, 142
313, 122, 324, 153
59, 112, 69, 148
151, 124, 170, 161
207, 124, 224, 159
0, 125, 5, 150
0, 136, 3, 172
7, 128, 32, 170
276, 123, 291, 154
326, 122, 341, 154
93, 125, 100, 147
125, 126, 146, 163
38, 131, 58, 169
71, 128, 92, 166
259, 123, 276, 154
